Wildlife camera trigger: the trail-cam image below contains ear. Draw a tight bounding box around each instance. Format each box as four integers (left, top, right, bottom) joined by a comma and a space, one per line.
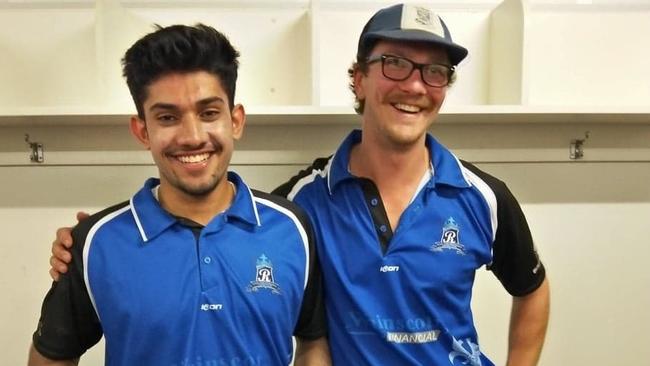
353, 66, 366, 101
129, 116, 150, 149
230, 103, 246, 141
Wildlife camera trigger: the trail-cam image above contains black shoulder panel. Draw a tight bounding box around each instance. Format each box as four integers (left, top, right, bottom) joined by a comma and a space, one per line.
271, 156, 331, 198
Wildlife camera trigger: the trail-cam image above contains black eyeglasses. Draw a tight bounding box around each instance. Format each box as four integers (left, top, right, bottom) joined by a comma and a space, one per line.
366, 54, 455, 88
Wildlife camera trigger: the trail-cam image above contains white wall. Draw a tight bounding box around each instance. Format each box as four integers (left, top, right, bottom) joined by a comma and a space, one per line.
3, 139, 649, 365
471, 163, 650, 365
2, 1, 649, 364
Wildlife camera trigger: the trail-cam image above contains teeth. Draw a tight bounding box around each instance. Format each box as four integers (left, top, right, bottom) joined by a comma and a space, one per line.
176, 153, 210, 163
394, 103, 421, 113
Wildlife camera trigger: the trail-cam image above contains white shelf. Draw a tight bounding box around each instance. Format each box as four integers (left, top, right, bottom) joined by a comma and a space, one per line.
1, 105, 648, 127
1, 1, 649, 125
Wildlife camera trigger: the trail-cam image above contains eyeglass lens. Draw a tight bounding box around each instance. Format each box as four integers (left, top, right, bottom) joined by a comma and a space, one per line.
382, 56, 450, 87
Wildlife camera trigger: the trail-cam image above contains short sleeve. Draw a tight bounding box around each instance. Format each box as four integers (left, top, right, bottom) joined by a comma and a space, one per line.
292, 211, 327, 340
32, 224, 103, 359
489, 184, 546, 296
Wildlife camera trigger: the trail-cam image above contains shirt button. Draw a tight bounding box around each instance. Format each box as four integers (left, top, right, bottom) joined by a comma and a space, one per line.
379, 225, 387, 233
370, 198, 378, 206
203, 256, 212, 264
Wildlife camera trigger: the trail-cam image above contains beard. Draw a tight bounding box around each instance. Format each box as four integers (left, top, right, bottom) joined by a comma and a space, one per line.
159, 160, 228, 198
174, 175, 221, 197
159, 141, 229, 197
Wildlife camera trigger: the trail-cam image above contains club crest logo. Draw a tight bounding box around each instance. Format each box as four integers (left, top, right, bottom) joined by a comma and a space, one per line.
431, 217, 466, 255
402, 5, 444, 37
414, 6, 434, 26
449, 337, 482, 366
247, 254, 281, 294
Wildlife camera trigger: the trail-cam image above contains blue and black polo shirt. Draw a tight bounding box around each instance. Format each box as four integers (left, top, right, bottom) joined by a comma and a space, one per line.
273, 130, 545, 365
33, 172, 325, 366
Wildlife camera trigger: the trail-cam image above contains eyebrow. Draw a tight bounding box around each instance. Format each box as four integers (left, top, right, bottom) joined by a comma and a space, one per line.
148, 96, 226, 112
196, 96, 225, 107
381, 48, 450, 64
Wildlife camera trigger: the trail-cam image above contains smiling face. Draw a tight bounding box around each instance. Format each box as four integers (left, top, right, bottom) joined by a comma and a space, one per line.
354, 40, 449, 149
130, 70, 244, 202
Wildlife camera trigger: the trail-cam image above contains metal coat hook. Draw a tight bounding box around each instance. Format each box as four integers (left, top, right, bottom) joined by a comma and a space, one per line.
569, 131, 590, 160
25, 133, 44, 163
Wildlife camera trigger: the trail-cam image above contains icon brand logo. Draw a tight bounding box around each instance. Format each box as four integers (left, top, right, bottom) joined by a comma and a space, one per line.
380, 265, 400, 272
200, 303, 223, 311
247, 254, 281, 294
431, 217, 466, 255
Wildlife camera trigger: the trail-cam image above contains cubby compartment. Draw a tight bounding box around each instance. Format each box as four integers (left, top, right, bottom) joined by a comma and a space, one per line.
1, 0, 648, 125
523, 0, 650, 107
0, 3, 99, 114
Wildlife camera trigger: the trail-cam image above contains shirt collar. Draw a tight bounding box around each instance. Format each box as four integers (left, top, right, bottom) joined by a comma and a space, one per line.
327, 130, 361, 192
425, 133, 472, 189
220, 171, 261, 228
327, 129, 471, 194
130, 178, 176, 243
130, 172, 260, 243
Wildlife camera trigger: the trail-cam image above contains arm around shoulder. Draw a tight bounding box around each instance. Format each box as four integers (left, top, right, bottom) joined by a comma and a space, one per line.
506, 277, 550, 366
294, 336, 331, 366
28, 344, 79, 366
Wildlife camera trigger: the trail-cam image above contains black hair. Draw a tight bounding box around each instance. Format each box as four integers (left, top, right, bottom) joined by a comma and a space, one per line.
122, 24, 240, 119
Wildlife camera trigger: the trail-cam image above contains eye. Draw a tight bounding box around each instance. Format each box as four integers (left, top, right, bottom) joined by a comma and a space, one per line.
156, 114, 178, 124
385, 56, 409, 69
200, 109, 220, 121
425, 65, 448, 77
384, 56, 400, 66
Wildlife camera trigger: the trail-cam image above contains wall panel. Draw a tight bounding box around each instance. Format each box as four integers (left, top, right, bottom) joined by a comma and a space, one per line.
4, 161, 649, 364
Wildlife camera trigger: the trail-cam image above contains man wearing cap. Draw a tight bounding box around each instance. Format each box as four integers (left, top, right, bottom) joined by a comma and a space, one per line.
48, 3, 549, 365
273, 3, 550, 365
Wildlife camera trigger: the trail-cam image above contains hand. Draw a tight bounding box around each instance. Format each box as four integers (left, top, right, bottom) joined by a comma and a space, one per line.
294, 337, 331, 366
48, 211, 89, 281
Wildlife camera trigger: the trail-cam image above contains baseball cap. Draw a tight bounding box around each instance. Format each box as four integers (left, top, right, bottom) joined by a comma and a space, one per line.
357, 4, 468, 66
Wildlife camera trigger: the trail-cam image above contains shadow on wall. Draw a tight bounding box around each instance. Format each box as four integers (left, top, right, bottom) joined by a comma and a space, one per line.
0, 165, 300, 207
477, 162, 650, 204
0, 163, 650, 208
0, 162, 648, 208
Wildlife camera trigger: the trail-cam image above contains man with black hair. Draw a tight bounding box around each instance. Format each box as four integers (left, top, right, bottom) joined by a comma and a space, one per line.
29, 24, 329, 366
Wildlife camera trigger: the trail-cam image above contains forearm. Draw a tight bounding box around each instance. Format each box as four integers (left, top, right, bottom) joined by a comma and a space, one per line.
294, 336, 331, 366
28, 345, 79, 366
506, 277, 550, 366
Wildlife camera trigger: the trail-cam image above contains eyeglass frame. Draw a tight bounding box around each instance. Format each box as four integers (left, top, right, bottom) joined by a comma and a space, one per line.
365, 54, 455, 88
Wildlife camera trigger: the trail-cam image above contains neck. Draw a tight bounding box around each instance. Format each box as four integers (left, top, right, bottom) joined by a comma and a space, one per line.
349, 133, 430, 230
350, 133, 430, 186
157, 180, 234, 226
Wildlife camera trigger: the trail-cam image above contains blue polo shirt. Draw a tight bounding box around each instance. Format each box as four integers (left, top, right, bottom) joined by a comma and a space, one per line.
273, 130, 545, 365
33, 172, 325, 365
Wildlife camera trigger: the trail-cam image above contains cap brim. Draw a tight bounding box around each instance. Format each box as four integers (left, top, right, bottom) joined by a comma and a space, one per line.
362, 29, 468, 66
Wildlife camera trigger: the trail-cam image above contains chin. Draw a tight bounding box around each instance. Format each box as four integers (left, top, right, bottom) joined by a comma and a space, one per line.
386, 126, 427, 146
177, 178, 221, 197
181, 186, 218, 197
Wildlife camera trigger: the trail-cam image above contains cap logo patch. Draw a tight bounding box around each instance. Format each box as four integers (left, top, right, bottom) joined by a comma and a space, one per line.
401, 5, 444, 38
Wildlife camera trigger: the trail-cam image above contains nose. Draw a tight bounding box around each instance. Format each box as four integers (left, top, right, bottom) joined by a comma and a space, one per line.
399, 67, 428, 94
178, 116, 208, 147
